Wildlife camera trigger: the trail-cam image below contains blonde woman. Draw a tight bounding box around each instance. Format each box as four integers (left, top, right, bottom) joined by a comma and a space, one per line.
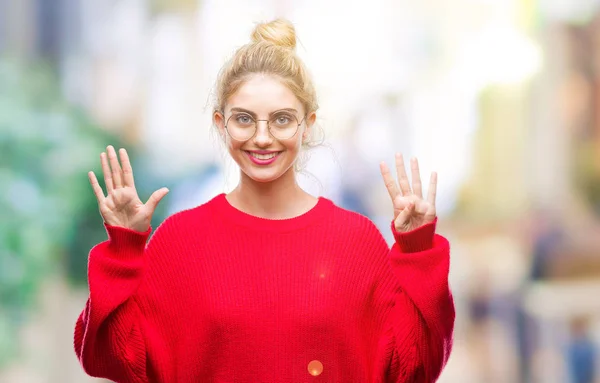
74, 19, 454, 383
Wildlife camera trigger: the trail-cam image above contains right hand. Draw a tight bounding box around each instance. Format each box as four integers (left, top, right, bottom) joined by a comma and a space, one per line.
88, 145, 169, 232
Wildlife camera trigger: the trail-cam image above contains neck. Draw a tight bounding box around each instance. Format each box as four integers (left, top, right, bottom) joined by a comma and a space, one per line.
228, 168, 316, 219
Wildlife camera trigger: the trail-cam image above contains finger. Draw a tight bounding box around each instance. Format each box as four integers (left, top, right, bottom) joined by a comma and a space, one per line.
100, 152, 114, 193
88, 171, 105, 203
145, 187, 170, 212
424, 205, 437, 223
394, 201, 415, 230
414, 197, 429, 215
107, 145, 123, 188
395, 153, 411, 196
119, 148, 135, 188
380, 162, 401, 201
410, 157, 423, 198
427, 172, 437, 207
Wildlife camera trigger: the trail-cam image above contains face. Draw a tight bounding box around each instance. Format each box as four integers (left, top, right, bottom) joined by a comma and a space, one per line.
214, 74, 316, 184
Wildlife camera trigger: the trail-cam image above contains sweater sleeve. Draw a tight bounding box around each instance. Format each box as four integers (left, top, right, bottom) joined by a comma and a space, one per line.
73, 217, 175, 382
373, 218, 455, 383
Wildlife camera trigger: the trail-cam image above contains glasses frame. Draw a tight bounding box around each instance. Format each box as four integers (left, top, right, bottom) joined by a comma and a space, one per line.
223, 111, 308, 142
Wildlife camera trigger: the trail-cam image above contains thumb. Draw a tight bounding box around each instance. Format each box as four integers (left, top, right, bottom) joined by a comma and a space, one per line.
145, 187, 169, 212
394, 201, 415, 232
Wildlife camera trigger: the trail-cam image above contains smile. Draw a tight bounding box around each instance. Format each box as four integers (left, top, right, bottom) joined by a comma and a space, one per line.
245, 151, 282, 165
249, 152, 278, 160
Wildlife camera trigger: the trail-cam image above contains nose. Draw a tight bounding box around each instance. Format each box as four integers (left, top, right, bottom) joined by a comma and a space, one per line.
253, 120, 273, 146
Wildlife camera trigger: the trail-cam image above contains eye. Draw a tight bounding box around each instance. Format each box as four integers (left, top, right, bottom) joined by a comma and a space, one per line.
273, 115, 293, 125
235, 114, 253, 125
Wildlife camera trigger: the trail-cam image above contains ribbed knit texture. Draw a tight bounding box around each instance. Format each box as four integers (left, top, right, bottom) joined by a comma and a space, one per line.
74, 193, 454, 383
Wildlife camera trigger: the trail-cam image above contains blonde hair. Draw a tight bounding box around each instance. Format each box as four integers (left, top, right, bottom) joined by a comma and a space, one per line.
213, 19, 324, 172
214, 19, 318, 118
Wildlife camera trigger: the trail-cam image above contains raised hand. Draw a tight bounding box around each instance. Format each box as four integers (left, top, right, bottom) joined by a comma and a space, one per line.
380, 153, 437, 233
88, 145, 169, 232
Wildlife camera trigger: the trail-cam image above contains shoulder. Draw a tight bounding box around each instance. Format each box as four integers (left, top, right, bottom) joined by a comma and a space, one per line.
327, 199, 377, 228
150, 193, 224, 237
171, 193, 222, 220
325, 199, 385, 242
320, 200, 390, 262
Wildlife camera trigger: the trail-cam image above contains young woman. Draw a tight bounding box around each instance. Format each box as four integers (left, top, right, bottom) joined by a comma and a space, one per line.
74, 19, 454, 383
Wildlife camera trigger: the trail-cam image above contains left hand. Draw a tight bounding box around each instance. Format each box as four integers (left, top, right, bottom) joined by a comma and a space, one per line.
380, 153, 437, 233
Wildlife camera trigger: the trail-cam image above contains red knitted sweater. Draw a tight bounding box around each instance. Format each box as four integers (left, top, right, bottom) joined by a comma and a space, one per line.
74, 193, 454, 382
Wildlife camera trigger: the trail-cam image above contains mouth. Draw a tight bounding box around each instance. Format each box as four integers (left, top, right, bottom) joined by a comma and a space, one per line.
245, 151, 282, 165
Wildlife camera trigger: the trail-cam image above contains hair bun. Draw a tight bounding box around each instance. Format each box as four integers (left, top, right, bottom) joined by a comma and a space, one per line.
251, 19, 296, 50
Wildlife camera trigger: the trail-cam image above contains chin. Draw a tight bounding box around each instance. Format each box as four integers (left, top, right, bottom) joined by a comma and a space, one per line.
242, 168, 285, 183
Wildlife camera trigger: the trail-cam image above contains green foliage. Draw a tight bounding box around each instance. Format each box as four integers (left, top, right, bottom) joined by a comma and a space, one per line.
0, 58, 126, 366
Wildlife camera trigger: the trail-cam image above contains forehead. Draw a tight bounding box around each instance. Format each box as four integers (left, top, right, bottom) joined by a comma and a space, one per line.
226, 74, 303, 114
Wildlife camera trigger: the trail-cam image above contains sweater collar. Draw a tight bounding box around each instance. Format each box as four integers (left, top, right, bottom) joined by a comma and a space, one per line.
210, 193, 332, 232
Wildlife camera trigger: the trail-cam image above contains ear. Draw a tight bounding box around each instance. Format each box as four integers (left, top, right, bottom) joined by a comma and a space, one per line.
213, 111, 226, 141
302, 111, 317, 143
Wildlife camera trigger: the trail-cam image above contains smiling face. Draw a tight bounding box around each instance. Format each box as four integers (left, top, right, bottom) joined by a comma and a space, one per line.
214, 74, 315, 184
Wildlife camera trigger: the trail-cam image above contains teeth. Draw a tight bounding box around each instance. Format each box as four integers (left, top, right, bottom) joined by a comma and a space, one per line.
250, 152, 278, 160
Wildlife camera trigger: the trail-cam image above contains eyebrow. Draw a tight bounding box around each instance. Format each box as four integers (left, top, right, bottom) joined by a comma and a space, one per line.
229, 107, 299, 117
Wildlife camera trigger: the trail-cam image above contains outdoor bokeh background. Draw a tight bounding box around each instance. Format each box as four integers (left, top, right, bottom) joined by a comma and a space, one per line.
2, 0, 600, 382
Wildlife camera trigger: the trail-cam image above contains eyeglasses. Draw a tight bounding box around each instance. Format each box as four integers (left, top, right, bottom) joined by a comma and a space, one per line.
224, 111, 306, 141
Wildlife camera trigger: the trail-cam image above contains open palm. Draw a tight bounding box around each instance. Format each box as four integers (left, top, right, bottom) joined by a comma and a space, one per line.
88, 145, 169, 232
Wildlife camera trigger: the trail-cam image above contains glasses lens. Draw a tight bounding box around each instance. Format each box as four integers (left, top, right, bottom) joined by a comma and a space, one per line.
269, 113, 299, 140
226, 113, 256, 141
225, 112, 301, 141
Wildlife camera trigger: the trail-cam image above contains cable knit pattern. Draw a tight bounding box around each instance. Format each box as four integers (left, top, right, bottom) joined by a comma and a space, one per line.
74, 193, 454, 382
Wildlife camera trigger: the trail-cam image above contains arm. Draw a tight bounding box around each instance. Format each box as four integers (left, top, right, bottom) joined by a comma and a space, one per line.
74, 218, 174, 382
376, 219, 454, 382
74, 145, 170, 381
373, 154, 454, 382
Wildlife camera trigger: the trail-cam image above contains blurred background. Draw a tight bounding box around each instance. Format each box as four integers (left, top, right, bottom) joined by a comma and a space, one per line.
1, 0, 600, 382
